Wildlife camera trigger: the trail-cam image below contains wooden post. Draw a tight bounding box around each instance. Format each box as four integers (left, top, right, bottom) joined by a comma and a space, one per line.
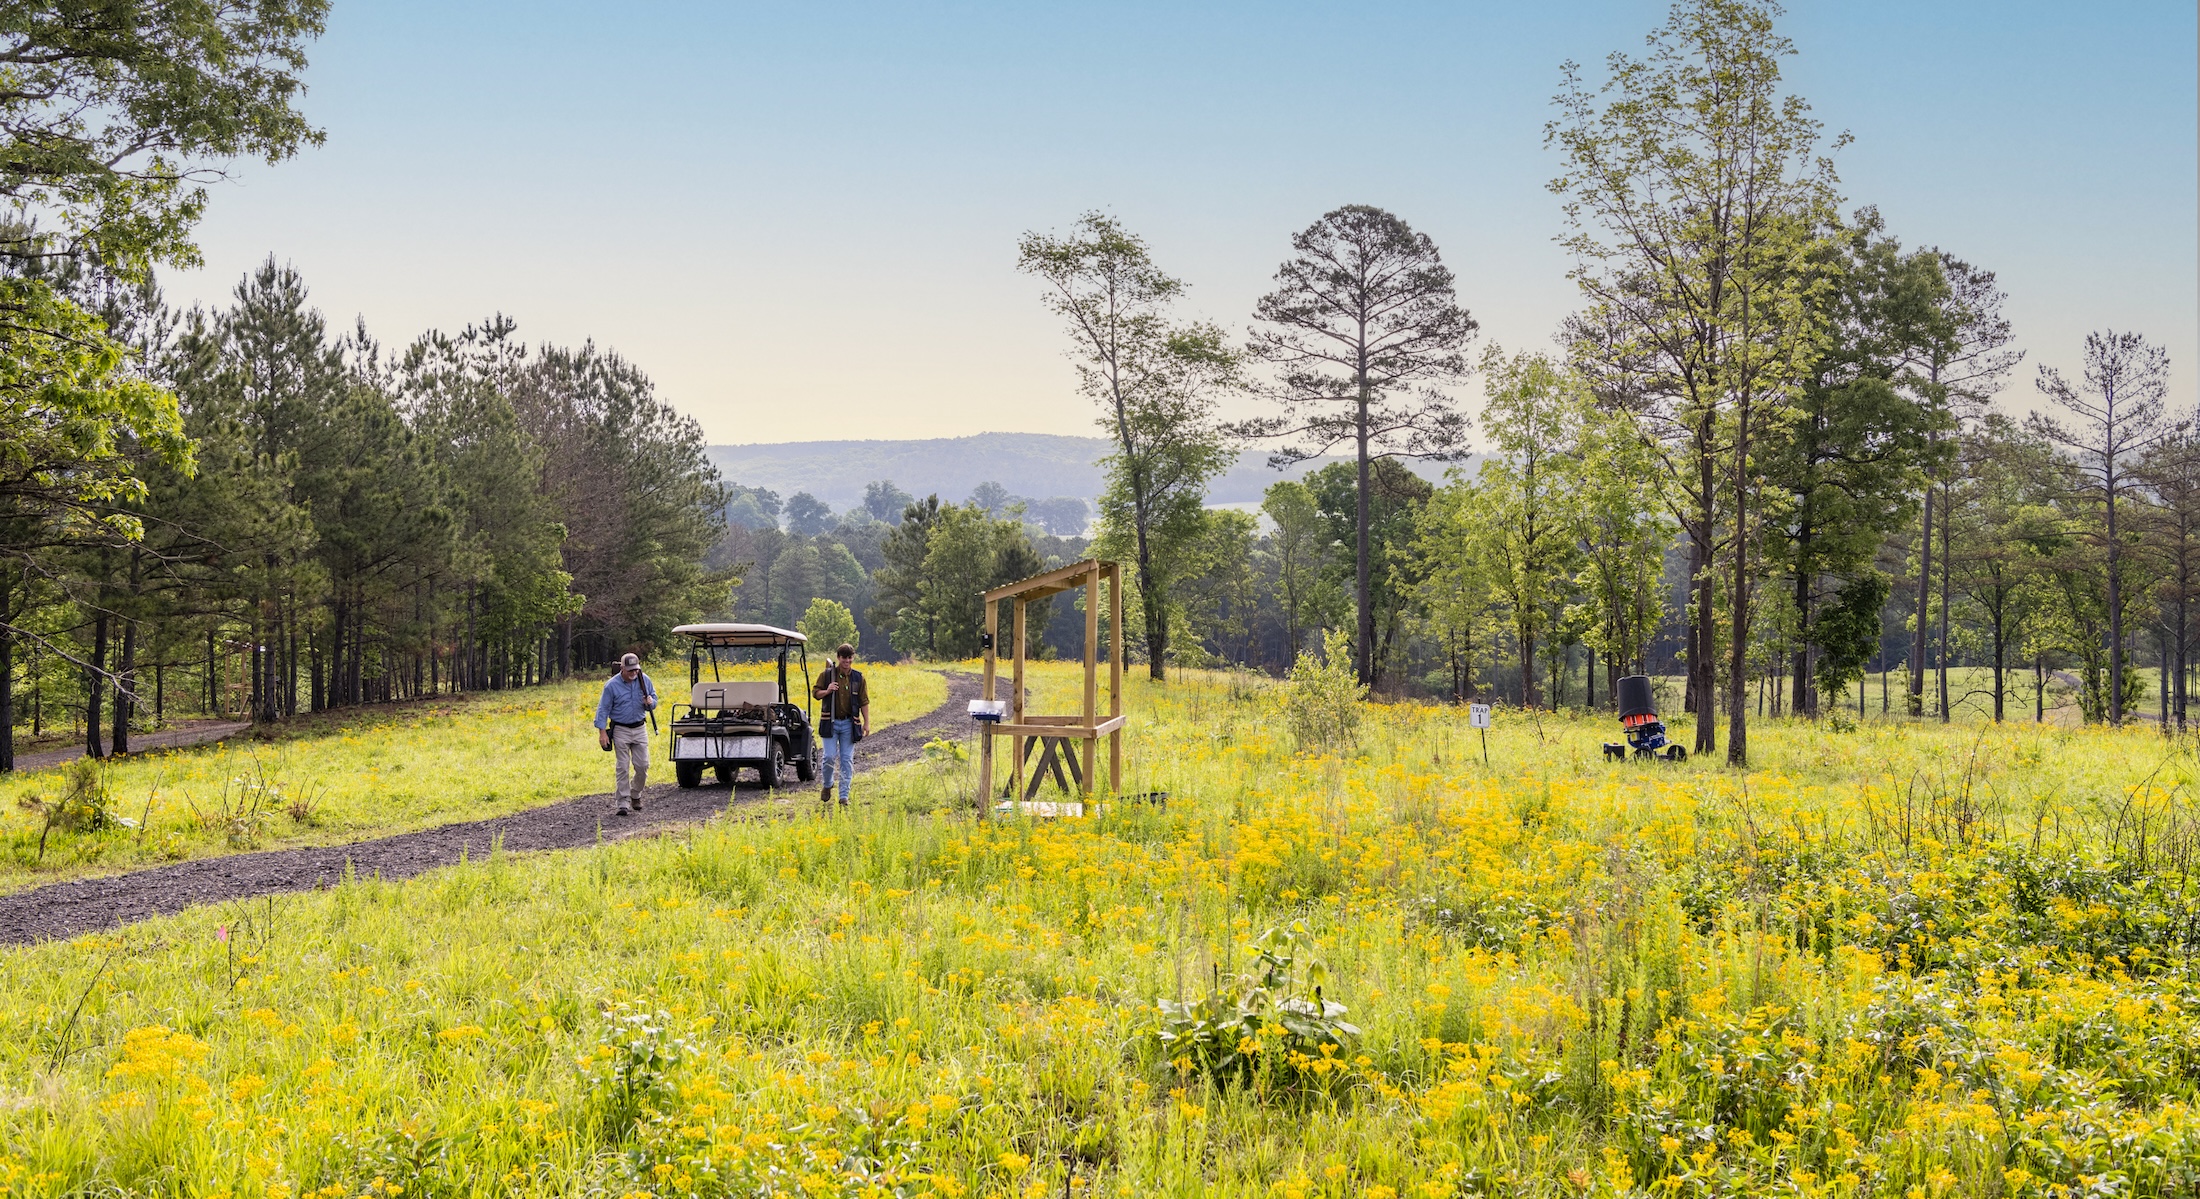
1108, 562, 1123, 793
1081, 563, 1099, 795
1011, 599, 1026, 803
979, 597, 997, 812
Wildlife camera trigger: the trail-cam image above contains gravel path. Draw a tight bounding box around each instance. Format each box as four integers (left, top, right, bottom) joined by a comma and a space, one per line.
13, 719, 252, 774
0, 673, 977, 946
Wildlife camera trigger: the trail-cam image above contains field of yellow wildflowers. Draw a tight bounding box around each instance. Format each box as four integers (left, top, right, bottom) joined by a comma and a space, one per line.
0, 665, 947, 893
3, 663, 2198, 1196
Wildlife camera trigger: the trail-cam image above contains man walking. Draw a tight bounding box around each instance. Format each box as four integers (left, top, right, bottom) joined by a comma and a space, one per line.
811, 642, 869, 806
595, 652, 658, 815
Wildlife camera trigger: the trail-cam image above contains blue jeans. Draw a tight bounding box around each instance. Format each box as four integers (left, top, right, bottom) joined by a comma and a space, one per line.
819, 718, 856, 801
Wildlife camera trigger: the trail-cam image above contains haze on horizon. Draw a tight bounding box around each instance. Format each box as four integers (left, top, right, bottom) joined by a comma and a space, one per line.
166, 0, 2198, 448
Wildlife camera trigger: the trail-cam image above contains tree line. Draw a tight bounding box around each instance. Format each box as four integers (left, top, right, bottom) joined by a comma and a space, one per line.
1, 0, 2179, 782
1, 260, 727, 767
0, 0, 726, 771
738, 0, 2175, 772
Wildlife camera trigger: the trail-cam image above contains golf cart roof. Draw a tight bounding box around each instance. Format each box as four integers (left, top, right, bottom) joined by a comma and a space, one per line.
671, 623, 808, 648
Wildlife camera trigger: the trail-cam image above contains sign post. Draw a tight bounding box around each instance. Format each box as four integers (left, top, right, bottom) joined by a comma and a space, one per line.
1468, 703, 1491, 767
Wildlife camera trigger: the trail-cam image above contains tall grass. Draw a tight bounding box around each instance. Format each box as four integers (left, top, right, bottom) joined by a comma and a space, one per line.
1, 665, 2197, 1195
0, 665, 946, 893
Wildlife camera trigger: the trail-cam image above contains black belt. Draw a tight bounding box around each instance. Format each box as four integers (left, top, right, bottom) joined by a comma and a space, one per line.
610, 719, 644, 729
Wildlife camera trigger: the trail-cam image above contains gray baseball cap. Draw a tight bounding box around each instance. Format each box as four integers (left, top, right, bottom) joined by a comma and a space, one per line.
620, 653, 640, 668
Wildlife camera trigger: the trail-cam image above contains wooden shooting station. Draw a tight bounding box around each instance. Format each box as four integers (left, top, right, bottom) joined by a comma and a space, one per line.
977, 558, 1124, 810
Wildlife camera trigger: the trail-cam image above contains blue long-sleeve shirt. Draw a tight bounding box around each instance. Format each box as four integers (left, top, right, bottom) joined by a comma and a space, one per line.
594, 672, 657, 729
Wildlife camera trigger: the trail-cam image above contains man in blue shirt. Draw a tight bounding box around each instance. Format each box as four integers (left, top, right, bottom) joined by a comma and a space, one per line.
594, 652, 658, 815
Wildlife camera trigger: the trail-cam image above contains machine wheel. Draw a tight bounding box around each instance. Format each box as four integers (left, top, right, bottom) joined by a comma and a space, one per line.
765, 742, 786, 789
795, 754, 814, 782
713, 763, 734, 787
1665, 745, 1688, 763
675, 761, 703, 789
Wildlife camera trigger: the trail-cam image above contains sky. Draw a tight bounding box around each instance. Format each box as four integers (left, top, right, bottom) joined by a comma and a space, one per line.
166, 1, 2199, 447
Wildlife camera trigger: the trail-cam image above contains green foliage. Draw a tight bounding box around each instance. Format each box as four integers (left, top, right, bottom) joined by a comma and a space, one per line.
1305, 459, 1431, 689
25, 757, 111, 860
1811, 571, 1888, 704
1021, 212, 1238, 679
580, 1006, 699, 1134
798, 597, 859, 656
1261, 480, 1346, 660
873, 494, 942, 656
1279, 628, 1364, 753
0, 275, 194, 531
861, 480, 913, 524
1552, 0, 1841, 756
512, 342, 726, 657
910, 503, 1046, 660
0, 0, 327, 279
1154, 925, 1361, 1090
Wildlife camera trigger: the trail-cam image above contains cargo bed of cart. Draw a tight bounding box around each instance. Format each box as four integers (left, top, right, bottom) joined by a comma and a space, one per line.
667, 623, 815, 789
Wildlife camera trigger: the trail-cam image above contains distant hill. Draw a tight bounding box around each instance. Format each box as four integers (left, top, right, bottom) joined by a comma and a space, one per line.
706, 433, 1366, 515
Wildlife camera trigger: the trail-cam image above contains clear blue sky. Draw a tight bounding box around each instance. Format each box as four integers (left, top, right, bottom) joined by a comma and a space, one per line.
167, 1, 2198, 445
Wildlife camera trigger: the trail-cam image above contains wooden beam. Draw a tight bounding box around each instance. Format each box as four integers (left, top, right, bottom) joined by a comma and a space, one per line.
1082, 561, 1099, 795
979, 596, 996, 812
983, 557, 1109, 603
1012, 599, 1026, 804
1108, 561, 1123, 793
982, 715, 1126, 738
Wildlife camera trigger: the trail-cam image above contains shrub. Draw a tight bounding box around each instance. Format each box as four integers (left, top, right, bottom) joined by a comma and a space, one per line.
1153, 925, 1361, 1090
1280, 628, 1365, 754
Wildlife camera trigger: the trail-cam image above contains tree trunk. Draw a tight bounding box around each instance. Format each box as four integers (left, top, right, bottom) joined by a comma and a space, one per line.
1910, 486, 1932, 717
2107, 468, 2124, 725
1134, 522, 1168, 683
1990, 609, 2005, 722
85, 611, 108, 758
1354, 383, 1375, 688
114, 613, 136, 756
1519, 616, 1537, 709
0, 569, 14, 772
1937, 480, 1952, 722
1791, 516, 1814, 719
1690, 435, 1717, 755
1726, 393, 1754, 768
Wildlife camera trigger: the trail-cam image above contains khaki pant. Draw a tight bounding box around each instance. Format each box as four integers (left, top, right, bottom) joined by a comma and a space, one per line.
611, 723, 650, 805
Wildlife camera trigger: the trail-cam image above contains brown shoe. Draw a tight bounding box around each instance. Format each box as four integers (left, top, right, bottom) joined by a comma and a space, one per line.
820, 784, 832, 804
630, 794, 644, 812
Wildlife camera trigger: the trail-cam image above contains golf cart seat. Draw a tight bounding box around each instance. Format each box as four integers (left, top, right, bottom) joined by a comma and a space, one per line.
691, 681, 777, 712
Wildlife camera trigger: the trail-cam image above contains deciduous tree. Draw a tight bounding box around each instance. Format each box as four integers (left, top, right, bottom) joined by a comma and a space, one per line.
1018, 213, 1237, 679
1549, 0, 1839, 764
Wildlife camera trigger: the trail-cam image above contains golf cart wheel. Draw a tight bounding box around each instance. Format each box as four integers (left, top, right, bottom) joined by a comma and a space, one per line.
1665, 745, 1688, 762
713, 763, 734, 787
765, 742, 786, 789
794, 753, 814, 782
675, 761, 703, 789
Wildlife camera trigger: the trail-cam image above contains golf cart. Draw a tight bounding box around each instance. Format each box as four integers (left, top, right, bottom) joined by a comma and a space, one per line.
667, 623, 816, 789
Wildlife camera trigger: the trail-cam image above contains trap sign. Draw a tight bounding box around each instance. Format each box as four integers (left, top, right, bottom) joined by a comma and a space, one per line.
1468, 703, 1491, 766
